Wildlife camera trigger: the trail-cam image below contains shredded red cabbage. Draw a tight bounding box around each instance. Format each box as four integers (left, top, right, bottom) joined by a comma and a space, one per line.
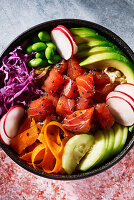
0, 46, 43, 116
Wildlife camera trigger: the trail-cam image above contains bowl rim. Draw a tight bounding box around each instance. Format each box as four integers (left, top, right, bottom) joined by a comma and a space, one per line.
0, 18, 134, 181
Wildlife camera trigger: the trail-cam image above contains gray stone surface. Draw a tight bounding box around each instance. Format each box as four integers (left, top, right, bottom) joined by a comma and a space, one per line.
0, 0, 134, 54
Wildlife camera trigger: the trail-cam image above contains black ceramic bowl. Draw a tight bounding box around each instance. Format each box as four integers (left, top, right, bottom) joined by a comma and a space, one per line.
0, 19, 134, 180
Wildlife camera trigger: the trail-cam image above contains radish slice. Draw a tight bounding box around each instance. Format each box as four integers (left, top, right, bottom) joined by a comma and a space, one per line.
4, 105, 25, 139
0, 114, 11, 145
51, 28, 73, 60
57, 25, 78, 55
106, 96, 134, 126
114, 83, 134, 100
106, 91, 134, 108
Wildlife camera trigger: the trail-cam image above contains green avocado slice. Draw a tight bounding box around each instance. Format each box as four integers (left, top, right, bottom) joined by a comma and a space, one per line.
77, 46, 123, 58
80, 52, 134, 83
70, 27, 97, 36
74, 35, 106, 44
78, 41, 119, 51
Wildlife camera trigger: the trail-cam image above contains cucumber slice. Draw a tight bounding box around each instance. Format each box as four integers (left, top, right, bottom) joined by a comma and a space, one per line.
99, 129, 109, 164
112, 124, 123, 155
105, 128, 115, 160
78, 130, 106, 171
62, 134, 94, 174
117, 126, 128, 153
129, 125, 134, 133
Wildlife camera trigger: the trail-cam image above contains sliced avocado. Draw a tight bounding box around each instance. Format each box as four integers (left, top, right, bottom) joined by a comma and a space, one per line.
77, 46, 123, 58
62, 134, 94, 174
78, 41, 118, 51
70, 27, 97, 36
74, 35, 106, 44
78, 130, 106, 171
112, 124, 123, 156
80, 52, 134, 83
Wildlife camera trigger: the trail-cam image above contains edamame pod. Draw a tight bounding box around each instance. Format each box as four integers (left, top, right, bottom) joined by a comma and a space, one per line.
45, 47, 54, 60
35, 51, 45, 58
32, 42, 46, 51
28, 58, 45, 67
46, 42, 56, 51
48, 55, 61, 64
26, 45, 33, 54
38, 31, 50, 42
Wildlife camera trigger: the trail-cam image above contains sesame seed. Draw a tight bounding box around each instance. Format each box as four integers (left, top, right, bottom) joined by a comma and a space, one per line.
87, 91, 90, 93
39, 111, 42, 114
33, 110, 37, 112
74, 67, 76, 70
52, 80, 54, 83
50, 90, 54, 93
70, 129, 73, 131
79, 111, 82, 113
27, 132, 29, 136
74, 128, 77, 130
82, 92, 84, 94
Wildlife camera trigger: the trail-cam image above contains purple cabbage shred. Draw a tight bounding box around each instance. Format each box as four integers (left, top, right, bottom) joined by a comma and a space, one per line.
0, 46, 43, 117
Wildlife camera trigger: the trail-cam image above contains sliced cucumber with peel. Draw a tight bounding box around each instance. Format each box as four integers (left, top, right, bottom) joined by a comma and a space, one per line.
62, 134, 94, 174
117, 126, 128, 153
112, 124, 123, 155
105, 128, 115, 160
78, 130, 106, 171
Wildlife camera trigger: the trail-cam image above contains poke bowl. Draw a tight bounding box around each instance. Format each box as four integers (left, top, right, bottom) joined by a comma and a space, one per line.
0, 19, 134, 180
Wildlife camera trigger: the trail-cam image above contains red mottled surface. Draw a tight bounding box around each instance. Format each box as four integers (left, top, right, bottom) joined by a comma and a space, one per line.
0, 147, 134, 200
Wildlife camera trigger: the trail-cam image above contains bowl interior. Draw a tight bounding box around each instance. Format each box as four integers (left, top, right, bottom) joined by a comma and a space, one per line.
0, 19, 134, 180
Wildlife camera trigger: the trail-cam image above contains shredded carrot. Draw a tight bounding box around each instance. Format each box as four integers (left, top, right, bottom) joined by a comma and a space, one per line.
11, 119, 39, 154
12, 115, 73, 174
42, 121, 72, 173
20, 152, 32, 162
31, 143, 46, 169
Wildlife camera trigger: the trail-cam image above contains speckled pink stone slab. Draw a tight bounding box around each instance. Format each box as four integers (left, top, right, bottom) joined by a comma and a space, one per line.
0, 147, 133, 200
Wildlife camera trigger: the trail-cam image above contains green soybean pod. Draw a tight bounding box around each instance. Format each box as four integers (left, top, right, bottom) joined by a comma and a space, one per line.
35, 51, 45, 58
38, 31, 50, 42
28, 58, 45, 67
46, 42, 56, 51
32, 42, 46, 51
48, 55, 61, 64
26, 45, 33, 54
45, 47, 54, 60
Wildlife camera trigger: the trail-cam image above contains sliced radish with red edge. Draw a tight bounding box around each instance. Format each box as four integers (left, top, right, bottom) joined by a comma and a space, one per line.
57, 25, 78, 55
106, 96, 134, 126
51, 28, 73, 60
114, 83, 134, 100
106, 91, 134, 108
0, 114, 11, 145
4, 105, 25, 138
